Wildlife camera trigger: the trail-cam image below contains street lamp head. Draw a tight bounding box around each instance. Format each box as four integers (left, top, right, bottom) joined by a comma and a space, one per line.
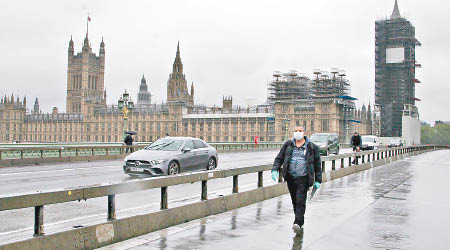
123, 90, 129, 102
127, 99, 134, 110
118, 97, 124, 109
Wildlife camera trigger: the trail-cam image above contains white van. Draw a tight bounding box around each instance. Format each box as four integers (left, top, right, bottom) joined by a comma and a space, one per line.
361, 135, 379, 150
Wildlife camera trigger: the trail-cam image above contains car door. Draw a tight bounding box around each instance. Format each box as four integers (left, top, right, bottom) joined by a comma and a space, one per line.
179, 140, 195, 172
192, 140, 209, 170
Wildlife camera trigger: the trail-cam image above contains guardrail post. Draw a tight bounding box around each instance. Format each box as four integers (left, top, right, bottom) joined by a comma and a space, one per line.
0, 150, 2, 160
377, 152, 379, 160
332, 160, 336, 170
91, 148, 95, 156
161, 187, 168, 209
21, 150, 24, 159
108, 194, 116, 220
362, 155, 365, 163
75, 148, 79, 157
34, 205, 44, 236
355, 154, 359, 165
40, 150, 44, 158
106, 148, 109, 156
233, 176, 239, 193
321, 161, 326, 172
59, 148, 62, 158
201, 180, 207, 200
348, 157, 352, 166
258, 171, 263, 188
340, 158, 344, 168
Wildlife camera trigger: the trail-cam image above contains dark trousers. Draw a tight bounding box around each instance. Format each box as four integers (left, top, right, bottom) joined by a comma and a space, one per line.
126, 146, 133, 153
286, 174, 309, 226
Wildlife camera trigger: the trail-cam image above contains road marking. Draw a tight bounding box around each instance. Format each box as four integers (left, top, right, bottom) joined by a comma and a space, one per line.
0, 165, 119, 177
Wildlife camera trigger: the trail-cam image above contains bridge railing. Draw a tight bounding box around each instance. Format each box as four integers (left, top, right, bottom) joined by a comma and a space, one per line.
0, 142, 285, 161
0, 144, 446, 243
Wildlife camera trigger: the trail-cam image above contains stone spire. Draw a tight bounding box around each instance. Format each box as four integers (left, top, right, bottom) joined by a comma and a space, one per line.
391, 0, 401, 19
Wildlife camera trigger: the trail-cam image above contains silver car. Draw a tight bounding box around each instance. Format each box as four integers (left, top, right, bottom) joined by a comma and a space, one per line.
123, 137, 218, 176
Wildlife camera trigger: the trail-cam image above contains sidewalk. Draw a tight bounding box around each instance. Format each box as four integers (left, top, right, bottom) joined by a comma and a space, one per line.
100, 150, 450, 250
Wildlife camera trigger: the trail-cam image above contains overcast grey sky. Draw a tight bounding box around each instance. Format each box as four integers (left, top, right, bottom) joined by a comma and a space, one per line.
0, 0, 449, 124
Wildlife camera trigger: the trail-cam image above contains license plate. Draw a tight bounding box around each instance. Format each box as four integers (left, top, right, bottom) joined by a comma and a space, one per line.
129, 167, 144, 172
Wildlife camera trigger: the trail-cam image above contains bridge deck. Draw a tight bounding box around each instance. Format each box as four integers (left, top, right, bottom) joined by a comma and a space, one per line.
100, 150, 450, 250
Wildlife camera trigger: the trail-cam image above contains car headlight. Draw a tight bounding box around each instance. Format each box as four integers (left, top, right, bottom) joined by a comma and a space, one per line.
151, 159, 167, 165
320, 145, 327, 148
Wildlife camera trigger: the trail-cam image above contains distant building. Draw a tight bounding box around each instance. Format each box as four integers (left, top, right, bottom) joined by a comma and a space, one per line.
0, 33, 372, 143
375, 0, 421, 137
137, 75, 151, 105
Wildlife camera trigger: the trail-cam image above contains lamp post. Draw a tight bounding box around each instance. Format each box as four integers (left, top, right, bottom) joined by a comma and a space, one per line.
118, 90, 134, 141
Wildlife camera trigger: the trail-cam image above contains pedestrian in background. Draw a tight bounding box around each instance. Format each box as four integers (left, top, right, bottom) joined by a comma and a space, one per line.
124, 134, 134, 153
271, 126, 322, 233
350, 131, 362, 164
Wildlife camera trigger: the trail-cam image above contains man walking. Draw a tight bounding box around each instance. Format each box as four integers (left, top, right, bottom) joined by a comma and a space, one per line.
124, 134, 134, 153
271, 126, 322, 232
350, 131, 362, 164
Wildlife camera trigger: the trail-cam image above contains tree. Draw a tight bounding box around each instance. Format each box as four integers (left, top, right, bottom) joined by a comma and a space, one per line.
421, 124, 450, 145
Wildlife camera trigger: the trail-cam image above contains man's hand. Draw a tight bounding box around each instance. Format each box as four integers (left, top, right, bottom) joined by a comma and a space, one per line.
271, 170, 279, 182
313, 182, 320, 189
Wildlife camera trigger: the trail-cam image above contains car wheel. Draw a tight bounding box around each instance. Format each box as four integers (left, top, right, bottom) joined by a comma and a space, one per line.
168, 161, 180, 175
207, 157, 217, 170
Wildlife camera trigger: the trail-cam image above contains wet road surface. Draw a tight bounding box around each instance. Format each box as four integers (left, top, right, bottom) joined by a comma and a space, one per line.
100, 150, 450, 250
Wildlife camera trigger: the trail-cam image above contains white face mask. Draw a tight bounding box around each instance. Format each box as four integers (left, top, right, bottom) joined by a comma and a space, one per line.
293, 131, 304, 140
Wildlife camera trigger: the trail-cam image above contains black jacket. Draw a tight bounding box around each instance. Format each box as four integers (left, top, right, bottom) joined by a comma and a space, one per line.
350, 135, 362, 146
124, 135, 133, 145
272, 137, 322, 187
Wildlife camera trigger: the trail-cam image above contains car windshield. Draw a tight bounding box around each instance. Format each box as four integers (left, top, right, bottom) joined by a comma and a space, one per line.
310, 134, 329, 143
362, 137, 374, 142
145, 139, 183, 151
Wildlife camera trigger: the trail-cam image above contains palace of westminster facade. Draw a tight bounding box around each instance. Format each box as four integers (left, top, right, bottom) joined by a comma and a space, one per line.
0, 32, 373, 144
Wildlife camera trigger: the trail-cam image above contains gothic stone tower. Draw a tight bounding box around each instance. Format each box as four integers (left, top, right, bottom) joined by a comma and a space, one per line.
167, 42, 194, 105
375, 0, 421, 137
66, 32, 106, 114
138, 74, 151, 105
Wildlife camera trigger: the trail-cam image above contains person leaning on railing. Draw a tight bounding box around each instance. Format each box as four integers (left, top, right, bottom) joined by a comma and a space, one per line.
271, 126, 322, 233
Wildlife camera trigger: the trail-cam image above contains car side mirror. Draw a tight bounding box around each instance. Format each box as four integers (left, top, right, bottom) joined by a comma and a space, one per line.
182, 147, 191, 153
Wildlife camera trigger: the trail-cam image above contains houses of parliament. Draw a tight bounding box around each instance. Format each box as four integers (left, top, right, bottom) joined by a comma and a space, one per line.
0, 31, 373, 144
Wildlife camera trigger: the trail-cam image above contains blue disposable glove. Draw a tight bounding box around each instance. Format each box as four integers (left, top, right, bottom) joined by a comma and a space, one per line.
313, 182, 320, 189
271, 170, 279, 182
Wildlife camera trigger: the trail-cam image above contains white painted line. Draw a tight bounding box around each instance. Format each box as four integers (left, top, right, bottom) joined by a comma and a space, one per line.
0, 165, 119, 177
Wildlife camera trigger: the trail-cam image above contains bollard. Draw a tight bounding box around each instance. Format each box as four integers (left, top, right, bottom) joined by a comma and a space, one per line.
233, 176, 239, 193
34, 205, 44, 236
161, 187, 168, 209
340, 158, 344, 168
362, 155, 365, 163
108, 194, 116, 220
258, 171, 263, 188
201, 180, 207, 200
332, 160, 336, 170
348, 157, 352, 166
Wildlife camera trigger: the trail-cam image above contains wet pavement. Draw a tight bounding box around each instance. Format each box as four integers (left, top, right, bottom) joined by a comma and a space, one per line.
100, 150, 450, 250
